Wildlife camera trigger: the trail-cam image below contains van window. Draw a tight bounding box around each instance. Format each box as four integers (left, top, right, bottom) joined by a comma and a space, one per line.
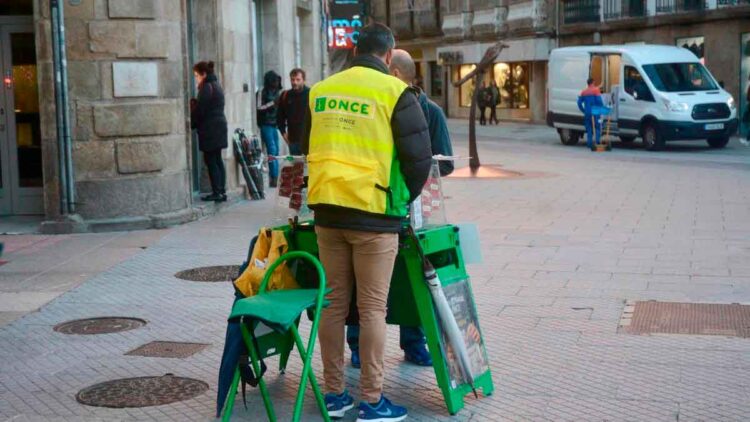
642, 62, 718, 92
624, 66, 654, 102
589, 54, 621, 93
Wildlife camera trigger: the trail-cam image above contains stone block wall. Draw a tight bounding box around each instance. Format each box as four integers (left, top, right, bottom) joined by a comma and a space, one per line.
38, 0, 191, 221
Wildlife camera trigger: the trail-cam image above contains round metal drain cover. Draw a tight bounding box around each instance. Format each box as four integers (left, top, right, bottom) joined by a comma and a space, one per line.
54, 317, 147, 335
174, 265, 240, 282
76, 374, 208, 408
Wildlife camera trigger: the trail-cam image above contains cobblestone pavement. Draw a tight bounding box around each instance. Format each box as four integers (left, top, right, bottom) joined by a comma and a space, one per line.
1, 122, 749, 421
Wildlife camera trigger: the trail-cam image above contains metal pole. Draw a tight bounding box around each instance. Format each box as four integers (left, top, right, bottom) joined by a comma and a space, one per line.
56, 0, 76, 213
50, 0, 67, 215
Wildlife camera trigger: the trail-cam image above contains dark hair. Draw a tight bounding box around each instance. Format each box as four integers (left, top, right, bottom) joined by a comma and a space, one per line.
290, 68, 306, 79
193, 61, 215, 75
355, 23, 395, 57
587, 78, 594, 85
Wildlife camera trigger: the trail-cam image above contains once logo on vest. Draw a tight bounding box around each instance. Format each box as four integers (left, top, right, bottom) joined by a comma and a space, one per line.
313, 96, 375, 119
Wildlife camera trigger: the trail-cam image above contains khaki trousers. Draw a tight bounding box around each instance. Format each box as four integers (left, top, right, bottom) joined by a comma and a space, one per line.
315, 226, 398, 403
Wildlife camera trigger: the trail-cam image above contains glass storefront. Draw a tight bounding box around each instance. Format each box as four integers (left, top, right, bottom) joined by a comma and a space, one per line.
741, 32, 750, 140
458, 64, 476, 107
458, 62, 530, 109
430, 61, 442, 97
676, 36, 705, 64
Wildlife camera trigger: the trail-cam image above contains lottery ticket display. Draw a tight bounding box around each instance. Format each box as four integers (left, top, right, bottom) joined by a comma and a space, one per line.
273, 156, 313, 223
411, 160, 447, 230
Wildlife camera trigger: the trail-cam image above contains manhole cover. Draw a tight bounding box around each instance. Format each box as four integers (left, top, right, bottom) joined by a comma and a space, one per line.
54, 317, 147, 335
174, 265, 240, 282
76, 374, 208, 408
447, 165, 553, 180
126, 341, 209, 359
619, 301, 750, 337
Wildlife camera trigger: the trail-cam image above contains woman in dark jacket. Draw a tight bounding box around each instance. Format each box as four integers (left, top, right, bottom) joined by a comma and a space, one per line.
257, 70, 282, 187
191, 61, 228, 202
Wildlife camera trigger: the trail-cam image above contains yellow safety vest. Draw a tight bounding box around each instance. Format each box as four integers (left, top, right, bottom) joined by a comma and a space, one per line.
307, 66, 411, 217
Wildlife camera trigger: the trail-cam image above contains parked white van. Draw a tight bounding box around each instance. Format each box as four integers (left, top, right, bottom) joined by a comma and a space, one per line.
547, 45, 738, 150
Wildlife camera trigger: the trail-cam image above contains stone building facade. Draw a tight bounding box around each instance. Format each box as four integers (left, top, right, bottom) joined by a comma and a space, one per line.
0, 0, 323, 230
369, 0, 556, 123
558, 0, 750, 139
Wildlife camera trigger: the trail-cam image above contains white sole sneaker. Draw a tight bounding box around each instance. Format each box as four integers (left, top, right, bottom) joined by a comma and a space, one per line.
328, 403, 354, 419
355, 416, 407, 422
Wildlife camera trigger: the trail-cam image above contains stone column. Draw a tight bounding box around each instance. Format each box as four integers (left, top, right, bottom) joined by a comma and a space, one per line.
60, 0, 191, 223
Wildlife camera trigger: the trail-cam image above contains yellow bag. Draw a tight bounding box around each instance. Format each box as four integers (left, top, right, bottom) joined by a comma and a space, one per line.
234, 228, 300, 297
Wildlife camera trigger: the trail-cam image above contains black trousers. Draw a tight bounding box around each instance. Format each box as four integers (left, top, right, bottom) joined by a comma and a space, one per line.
479, 107, 487, 125
203, 149, 226, 195
490, 105, 498, 124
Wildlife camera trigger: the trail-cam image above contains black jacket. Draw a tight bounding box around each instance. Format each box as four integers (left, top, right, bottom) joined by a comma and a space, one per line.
191, 74, 228, 152
302, 55, 432, 233
257, 71, 281, 126
277, 86, 310, 145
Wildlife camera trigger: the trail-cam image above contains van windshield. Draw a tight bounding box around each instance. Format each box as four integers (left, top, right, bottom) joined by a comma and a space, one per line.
642, 62, 718, 92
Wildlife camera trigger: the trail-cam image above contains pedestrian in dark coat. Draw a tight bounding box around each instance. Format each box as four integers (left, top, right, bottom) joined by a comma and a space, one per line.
277, 68, 310, 156
257, 70, 282, 187
489, 79, 500, 125
191, 61, 228, 202
477, 81, 489, 126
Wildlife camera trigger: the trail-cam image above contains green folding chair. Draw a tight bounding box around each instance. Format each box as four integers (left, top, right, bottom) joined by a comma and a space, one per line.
221, 251, 331, 422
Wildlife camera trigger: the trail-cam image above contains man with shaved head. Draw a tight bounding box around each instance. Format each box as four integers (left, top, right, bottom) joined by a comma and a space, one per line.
346, 48, 455, 371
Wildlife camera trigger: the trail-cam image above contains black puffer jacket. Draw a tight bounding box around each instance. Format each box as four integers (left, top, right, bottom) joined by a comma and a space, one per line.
302, 55, 432, 233
191, 74, 228, 152
257, 71, 282, 126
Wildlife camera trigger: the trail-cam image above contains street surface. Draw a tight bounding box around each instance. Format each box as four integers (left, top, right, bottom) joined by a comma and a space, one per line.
1, 121, 749, 421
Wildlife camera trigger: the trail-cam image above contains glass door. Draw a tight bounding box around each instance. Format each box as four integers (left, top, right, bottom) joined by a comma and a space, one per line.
0, 24, 43, 215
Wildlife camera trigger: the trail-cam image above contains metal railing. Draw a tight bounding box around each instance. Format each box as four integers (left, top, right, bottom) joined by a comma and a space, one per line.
655, 0, 706, 13
603, 0, 647, 19
564, 0, 601, 23
717, 0, 750, 6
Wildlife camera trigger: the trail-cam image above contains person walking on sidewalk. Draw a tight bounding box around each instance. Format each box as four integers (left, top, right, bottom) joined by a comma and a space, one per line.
577, 78, 604, 150
302, 23, 432, 422
344, 48, 454, 371
257, 70, 282, 187
477, 81, 489, 126
489, 79, 500, 125
277, 68, 310, 156
191, 61, 228, 202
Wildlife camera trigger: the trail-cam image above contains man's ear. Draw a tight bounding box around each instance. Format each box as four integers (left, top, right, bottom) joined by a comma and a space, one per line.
353, 46, 358, 57
384, 49, 393, 66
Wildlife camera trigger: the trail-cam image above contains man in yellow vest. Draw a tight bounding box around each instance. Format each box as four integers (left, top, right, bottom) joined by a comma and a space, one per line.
302, 23, 432, 421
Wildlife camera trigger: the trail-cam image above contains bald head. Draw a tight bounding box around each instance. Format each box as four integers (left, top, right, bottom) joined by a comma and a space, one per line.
389, 49, 416, 84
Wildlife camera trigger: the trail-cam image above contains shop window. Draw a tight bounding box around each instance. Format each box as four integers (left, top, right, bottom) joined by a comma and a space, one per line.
676, 36, 705, 64
490, 62, 529, 109
430, 61, 443, 97
741, 33, 750, 140
458, 64, 476, 108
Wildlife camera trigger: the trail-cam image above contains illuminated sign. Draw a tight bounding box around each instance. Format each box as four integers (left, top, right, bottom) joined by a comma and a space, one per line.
328, 0, 364, 50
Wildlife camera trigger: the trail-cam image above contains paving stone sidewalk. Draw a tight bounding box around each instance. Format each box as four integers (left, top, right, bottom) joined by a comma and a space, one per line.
1, 122, 749, 421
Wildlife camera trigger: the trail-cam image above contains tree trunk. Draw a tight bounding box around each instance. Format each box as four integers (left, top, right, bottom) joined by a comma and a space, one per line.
469, 72, 482, 171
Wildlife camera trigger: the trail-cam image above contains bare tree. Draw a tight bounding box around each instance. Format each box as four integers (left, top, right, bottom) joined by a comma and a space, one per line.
453, 42, 508, 172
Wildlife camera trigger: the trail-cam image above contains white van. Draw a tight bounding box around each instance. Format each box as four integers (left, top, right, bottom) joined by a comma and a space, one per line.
547, 45, 738, 150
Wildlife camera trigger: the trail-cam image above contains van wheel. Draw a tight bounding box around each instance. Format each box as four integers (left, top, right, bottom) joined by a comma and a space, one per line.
706, 137, 729, 149
558, 128, 580, 146
619, 136, 636, 143
641, 122, 664, 151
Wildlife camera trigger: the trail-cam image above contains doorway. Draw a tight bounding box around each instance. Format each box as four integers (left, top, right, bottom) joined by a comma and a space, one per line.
0, 18, 43, 215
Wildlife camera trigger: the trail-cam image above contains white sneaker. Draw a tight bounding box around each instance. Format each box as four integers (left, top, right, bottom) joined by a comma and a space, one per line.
740, 137, 749, 146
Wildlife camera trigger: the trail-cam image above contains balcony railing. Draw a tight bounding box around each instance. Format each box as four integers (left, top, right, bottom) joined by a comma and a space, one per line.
564, 0, 601, 23
655, 0, 705, 13
603, 0, 646, 19
717, 0, 750, 6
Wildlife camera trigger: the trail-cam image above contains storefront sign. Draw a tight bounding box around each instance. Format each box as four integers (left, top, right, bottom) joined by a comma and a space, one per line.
327, 0, 364, 49
438, 51, 463, 65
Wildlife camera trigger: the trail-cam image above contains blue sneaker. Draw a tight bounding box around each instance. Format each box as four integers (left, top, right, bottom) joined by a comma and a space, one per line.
403, 343, 432, 367
325, 390, 354, 419
356, 395, 407, 422
351, 349, 361, 369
